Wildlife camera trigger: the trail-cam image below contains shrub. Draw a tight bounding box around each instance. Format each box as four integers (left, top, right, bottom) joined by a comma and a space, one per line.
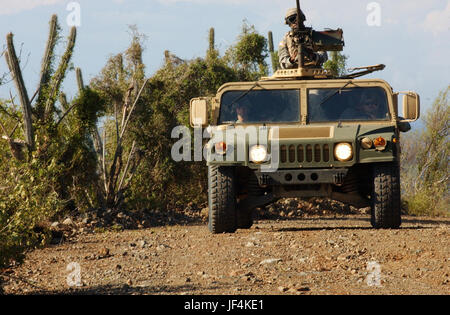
401, 86, 449, 217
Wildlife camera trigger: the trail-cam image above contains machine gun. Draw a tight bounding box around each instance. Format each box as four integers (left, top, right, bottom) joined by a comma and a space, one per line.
262, 1, 384, 80
294, 0, 345, 68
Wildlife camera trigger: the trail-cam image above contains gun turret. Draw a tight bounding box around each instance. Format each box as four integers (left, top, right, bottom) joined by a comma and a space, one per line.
295, 0, 344, 67
263, 0, 345, 80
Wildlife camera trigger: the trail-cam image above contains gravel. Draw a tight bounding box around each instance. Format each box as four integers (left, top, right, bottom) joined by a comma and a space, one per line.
1, 200, 449, 295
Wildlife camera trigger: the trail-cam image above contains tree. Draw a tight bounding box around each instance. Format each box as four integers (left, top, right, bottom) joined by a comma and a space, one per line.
89, 26, 148, 210
323, 51, 348, 77
224, 21, 269, 81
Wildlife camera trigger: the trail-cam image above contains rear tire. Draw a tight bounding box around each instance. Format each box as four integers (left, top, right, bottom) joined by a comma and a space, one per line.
208, 165, 237, 234
370, 163, 401, 229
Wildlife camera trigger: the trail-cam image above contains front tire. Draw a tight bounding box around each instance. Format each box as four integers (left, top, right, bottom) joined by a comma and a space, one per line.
236, 172, 262, 229
208, 165, 237, 234
370, 163, 401, 229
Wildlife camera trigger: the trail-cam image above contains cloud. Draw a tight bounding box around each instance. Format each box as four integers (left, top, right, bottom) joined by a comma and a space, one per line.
422, 1, 450, 35
0, 0, 64, 15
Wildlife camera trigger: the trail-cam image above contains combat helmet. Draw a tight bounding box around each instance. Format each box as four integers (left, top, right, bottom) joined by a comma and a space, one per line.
285, 7, 306, 24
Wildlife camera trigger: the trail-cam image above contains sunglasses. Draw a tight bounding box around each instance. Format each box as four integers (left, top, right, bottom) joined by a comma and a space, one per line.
363, 102, 377, 107
286, 15, 298, 25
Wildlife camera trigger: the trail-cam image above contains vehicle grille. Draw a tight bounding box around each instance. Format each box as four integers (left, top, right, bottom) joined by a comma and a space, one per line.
280, 144, 331, 164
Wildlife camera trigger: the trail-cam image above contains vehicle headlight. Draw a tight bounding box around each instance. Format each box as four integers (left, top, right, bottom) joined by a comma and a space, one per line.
249, 145, 267, 164
334, 143, 353, 161
360, 137, 373, 149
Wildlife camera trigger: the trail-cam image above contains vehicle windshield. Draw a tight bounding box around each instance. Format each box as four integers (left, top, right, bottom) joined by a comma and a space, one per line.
308, 87, 390, 122
219, 89, 300, 124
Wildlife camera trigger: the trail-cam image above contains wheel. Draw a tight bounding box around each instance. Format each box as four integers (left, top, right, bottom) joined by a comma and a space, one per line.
208, 165, 237, 233
236, 171, 263, 229
370, 163, 401, 229
237, 207, 253, 229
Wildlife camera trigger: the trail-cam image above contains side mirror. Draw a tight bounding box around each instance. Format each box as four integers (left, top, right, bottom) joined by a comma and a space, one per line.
190, 98, 209, 127
400, 92, 420, 122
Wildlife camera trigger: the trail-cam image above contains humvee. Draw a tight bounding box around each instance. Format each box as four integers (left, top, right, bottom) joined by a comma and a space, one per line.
189, 0, 420, 233
190, 64, 420, 234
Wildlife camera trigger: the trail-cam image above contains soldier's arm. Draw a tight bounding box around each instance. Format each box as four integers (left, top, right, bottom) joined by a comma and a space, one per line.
278, 39, 295, 69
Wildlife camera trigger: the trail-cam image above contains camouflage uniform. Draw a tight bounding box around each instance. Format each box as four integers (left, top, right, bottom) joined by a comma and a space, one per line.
278, 31, 328, 69
279, 8, 328, 69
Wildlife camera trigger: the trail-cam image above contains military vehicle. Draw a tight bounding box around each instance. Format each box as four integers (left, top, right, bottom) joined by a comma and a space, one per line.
189, 1, 420, 234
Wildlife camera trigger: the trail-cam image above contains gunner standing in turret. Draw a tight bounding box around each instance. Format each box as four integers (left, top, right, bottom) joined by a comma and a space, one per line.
279, 8, 328, 69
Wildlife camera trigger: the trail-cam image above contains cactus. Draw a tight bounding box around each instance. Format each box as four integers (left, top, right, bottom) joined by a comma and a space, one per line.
76, 67, 84, 92
5, 33, 35, 151
209, 27, 215, 53
36, 14, 59, 118
268, 31, 274, 52
164, 50, 170, 64
206, 27, 218, 61
45, 26, 77, 119
59, 92, 69, 112
268, 31, 279, 73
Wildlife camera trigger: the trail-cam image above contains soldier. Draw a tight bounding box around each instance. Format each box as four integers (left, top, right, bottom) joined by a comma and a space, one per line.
279, 8, 328, 69
340, 92, 382, 120
235, 103, 248, 123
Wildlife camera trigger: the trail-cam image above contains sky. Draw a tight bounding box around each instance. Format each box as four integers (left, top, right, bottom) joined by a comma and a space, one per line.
0, 0, 449, 117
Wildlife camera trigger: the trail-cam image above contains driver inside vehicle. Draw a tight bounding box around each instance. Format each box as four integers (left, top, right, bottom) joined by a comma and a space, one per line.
235, 103, 249, 123
340, 93, 381, 120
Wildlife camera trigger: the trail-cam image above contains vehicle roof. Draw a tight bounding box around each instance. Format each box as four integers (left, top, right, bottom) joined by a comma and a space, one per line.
217, 78, 393, 94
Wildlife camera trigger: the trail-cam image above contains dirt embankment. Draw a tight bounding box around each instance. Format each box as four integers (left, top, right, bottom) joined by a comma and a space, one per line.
1, 208, 449, 295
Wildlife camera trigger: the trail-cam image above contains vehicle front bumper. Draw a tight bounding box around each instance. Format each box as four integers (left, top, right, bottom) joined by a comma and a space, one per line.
255, 168, 349, 186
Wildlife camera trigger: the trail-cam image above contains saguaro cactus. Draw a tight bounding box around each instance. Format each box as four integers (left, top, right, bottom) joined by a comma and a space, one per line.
209, 27, 215, 53
268, 31, 279, 73
5, 33, 35, 151
268, 31, 274, 52
206, 27, 218, 61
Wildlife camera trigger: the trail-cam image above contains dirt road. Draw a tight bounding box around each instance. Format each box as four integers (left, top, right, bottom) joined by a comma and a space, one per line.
2, 214, 449, 295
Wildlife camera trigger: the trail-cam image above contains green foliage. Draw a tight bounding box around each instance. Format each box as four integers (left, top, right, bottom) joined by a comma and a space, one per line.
0, 158, 65, 268
116, 24, 265, 210
401, 86, 449, 217
53, 86, 105, 209
323, 51, 348, 77
0, 83, 104, 270
0, 15, 105, 271
224, 21, 269, 80
71, 87, 105, 130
